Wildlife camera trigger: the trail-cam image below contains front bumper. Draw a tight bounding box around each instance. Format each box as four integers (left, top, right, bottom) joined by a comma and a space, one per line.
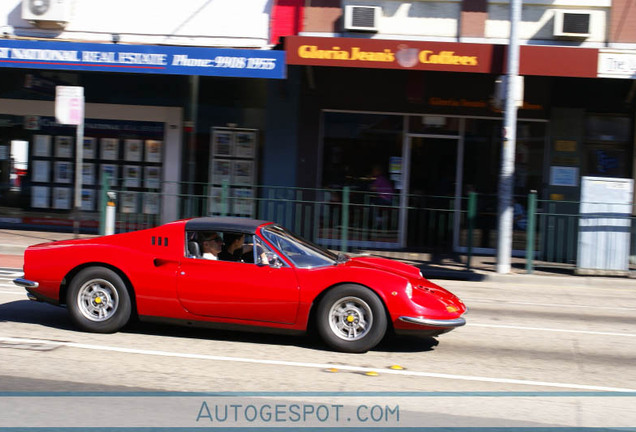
13, 278, 39, 289
13, 278, 53, 303
398, 316, 466, 328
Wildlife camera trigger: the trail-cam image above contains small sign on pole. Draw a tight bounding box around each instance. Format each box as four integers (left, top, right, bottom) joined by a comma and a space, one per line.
55, 86, 84, 125
55, 86, 85, 237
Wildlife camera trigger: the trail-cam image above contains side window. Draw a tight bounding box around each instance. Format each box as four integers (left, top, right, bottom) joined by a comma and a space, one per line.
254, 237, 286, 268
186, 231, 224, 260
185, 231, 202, 258
218, 231, 248, 263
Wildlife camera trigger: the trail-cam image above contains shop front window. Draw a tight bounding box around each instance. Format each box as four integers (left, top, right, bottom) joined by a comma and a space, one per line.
322, 112, 402, 192
0, 114, 165, 232
321, 112, 403, 246
583, 115, 632, 178
461, 118, 546, 251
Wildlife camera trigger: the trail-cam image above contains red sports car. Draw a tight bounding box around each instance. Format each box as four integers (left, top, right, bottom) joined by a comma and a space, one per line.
14, 217, 466, 353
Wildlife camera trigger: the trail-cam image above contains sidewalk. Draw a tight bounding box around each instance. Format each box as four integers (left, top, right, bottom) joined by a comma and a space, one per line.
0, 229, 95, 269
1, 228, 635, 288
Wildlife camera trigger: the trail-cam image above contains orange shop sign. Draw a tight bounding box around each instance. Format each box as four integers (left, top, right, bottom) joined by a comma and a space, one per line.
286, 36, 499, 73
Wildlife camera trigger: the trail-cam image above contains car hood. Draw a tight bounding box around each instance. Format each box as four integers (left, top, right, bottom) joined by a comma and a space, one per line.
343, 256, 421, 279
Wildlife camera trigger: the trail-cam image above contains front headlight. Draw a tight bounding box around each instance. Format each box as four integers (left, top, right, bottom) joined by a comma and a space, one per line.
405, 281, 413, 299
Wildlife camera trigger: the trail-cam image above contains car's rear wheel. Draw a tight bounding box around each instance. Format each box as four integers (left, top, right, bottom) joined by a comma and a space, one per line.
67, 267, 131, 333
316, 284, 387, 353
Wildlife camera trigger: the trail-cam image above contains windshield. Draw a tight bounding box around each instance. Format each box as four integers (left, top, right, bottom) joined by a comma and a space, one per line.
261, 225, 339, 268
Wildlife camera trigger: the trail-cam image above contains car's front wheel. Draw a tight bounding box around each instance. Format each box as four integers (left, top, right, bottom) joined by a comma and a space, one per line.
316, 284, 387, 353
67, 267, 132, 333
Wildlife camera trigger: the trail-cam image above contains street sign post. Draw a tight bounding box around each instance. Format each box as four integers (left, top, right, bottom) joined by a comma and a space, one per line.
55, 86, 85, 237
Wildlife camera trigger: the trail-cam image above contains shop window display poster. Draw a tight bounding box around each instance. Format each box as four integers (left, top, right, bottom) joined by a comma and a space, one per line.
82, 163, 95, 185
144, 166, 161, 189
120, 192, 138, 213
145, 140, 162, 163
208, 127, 258, 218
124, 165, 141, 188
55, 136, 73, 158
81, 189, 95, 211
212, 131, 233, 157
234, 131, 256, 158
125, 139, 143, 162
208, 187, 223, 215
32, 160, 50, 183
233, 188, 254, 215
53, 187, 72, 209
31, 186, 49, 208
101, 138, 119, 160
101, 164, 118, 186
232, 160, 253, 186
83, 138, 97, 159
212, 159, 232, 185
33, 135, 51, 157
143, 193, 160, 214
550, 166, 579, 187
54, 161, 72, 184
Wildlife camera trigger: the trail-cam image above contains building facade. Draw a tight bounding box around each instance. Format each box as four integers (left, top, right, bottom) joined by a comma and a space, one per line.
0, 0, 634, 263
267, 0, 636, 254
0, 0, 287, 230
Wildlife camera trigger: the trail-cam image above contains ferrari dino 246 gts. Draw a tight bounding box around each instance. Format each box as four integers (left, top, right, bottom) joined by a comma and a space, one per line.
15, 217, 466, 353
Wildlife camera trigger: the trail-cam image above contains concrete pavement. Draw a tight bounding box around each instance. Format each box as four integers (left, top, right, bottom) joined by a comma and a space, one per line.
1, 228, 635, 288
0, 229, 95, 269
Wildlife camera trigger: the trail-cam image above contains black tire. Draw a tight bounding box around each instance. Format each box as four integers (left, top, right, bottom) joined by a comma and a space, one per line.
316, 284, 387, 353
66, 267, 132, 333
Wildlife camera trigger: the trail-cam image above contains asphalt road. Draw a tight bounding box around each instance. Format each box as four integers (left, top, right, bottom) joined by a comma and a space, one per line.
1, 268, 635, 428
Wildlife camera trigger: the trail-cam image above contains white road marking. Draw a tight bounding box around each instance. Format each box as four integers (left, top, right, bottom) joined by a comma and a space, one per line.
0, 336, 634, 392
464, 298, 636, 311
468, 322, 636, 337
0, 270, 23, 277
0, 290, 25, 296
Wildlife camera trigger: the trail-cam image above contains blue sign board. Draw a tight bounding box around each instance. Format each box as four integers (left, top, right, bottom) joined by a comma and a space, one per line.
0, 39, 286, 79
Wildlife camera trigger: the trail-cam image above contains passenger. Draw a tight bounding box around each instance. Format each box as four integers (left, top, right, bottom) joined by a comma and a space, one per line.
200, 231, 222, 260
218, 233, 245, 262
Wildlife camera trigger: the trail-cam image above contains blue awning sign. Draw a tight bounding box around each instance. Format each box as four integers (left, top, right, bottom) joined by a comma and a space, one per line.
0, 39, 286, 79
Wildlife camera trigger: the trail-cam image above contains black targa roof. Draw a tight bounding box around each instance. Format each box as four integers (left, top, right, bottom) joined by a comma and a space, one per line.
185, 217, 272, 234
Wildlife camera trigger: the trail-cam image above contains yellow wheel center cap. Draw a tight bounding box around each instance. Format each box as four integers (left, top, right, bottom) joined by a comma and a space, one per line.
347, 315, 355, 323
95, 297, 102, 304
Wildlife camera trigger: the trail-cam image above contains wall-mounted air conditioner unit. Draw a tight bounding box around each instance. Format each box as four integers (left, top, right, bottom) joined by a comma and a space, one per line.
22, 0, 71, 28
344, 5, 380, 32
553, 10, 591, 38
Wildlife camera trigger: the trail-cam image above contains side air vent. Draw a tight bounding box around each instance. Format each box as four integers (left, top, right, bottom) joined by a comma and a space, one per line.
344, 5, 380, 32
151, 236, 169, 247
553, 10, 591, 38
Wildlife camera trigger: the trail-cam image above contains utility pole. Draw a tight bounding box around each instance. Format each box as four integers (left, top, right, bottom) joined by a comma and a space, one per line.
186, 75, 199, 217
496, 0, 522, 273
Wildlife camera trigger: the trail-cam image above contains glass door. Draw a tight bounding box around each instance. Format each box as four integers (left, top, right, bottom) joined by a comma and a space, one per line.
404, 136, 459, 250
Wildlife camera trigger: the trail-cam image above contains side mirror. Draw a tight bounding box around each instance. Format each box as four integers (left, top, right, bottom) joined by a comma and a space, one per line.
267, 252, 284, 268
258, 252, 283, 268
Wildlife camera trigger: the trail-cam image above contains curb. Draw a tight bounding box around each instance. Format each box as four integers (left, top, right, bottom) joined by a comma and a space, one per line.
454, 271, 636, 288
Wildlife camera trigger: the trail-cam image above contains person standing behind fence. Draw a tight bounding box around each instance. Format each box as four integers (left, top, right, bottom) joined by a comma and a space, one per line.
370, 164, 394, 206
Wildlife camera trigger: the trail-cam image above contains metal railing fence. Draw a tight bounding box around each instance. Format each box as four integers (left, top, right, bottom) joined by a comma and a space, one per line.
100, 180, 636, 273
